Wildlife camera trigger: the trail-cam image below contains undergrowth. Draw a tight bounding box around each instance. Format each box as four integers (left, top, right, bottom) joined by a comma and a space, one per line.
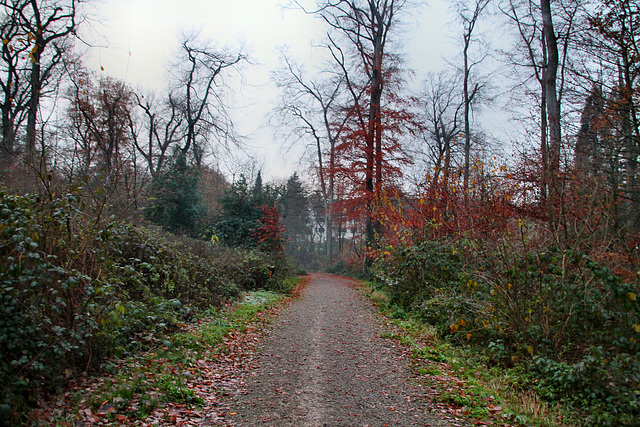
362, 280, 579, 426
27, 287, 296, 426
0, 190, 294, 425
369, 233, 640, 426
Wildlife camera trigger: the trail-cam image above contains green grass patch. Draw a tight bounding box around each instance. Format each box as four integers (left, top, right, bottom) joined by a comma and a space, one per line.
230, 290, 285, 326
172, 318, 230, 352
155, 374, 203, 404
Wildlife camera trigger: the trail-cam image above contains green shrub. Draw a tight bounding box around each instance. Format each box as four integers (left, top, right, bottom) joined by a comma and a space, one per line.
491, 249, 637, 351
531, 348, 639, 426
0, 190, 295, 423
110, 226, 239, 308
0, 192, 102, 415
373, 239, 465, 310
374, 237, 640, 424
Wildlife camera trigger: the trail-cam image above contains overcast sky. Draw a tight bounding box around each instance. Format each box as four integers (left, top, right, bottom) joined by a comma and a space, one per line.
84, 0, 456, 181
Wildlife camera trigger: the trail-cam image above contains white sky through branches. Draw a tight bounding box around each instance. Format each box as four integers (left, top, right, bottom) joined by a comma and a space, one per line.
85, 0, 454, 181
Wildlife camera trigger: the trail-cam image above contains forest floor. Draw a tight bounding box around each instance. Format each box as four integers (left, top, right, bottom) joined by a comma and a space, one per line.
33, 274, 488, 426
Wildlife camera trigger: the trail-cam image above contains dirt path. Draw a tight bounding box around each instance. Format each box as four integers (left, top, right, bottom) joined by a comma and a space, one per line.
222, 273, 453, 426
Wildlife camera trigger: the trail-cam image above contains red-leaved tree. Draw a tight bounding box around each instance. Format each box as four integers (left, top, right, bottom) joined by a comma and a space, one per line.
253, 205, 287, 255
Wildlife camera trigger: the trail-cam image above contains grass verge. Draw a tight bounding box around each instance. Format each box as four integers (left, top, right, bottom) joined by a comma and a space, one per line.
359, 280, 580, 427
28, 277, 308, 426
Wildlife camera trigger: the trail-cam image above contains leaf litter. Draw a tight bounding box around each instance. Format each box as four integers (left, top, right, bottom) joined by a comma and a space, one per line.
27, 274, 518, 426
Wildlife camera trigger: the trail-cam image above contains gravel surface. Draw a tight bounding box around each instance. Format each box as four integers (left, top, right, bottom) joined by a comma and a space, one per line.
224, 273, 452, 426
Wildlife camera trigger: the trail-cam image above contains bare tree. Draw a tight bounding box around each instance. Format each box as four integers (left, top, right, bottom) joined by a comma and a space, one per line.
2, 0, 84, 166
501, 0, 577, 208
168, 33, 245, 168
454, 0, 490, 198
0, 2, 30, 157
273, 51, 353, 259
419, 71, 464, 195
540, 0, 563, 200
66, 71, 135, 182
129, 90, 184, 178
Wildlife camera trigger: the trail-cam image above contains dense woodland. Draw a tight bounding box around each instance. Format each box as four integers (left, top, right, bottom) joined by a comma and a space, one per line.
1, 0, 639, 425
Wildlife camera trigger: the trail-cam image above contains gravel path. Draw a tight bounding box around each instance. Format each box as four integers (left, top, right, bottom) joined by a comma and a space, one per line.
224, 273, 451, 426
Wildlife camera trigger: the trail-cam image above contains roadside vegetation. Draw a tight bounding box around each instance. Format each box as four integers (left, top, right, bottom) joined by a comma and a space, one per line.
27, 285, 302, 426
362, 229, 639, 426
0, 190, 297, 425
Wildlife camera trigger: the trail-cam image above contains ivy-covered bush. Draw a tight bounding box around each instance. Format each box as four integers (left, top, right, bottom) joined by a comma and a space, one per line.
0, 190, 293, 422
0, 192, 104, 415
488, 247, 640, 425
483, 248, 638, 355
373, 239, 465, 311
109, 226, 238, 308
374, 237, 639, 424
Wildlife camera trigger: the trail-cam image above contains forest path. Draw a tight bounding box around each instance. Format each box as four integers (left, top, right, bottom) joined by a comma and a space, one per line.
221, 273, 452, 426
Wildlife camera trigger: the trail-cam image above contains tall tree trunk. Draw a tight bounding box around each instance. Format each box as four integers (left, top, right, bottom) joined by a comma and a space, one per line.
327, 135, 336, 260
459, 0, 489, 204
26, 49, 41, 167
2, 109, 15, 155
367, 69, 382, 250
1, 48, 17, 157
463, 41, 471, 200
541, 0, 561, 201
367, 2, 385, 254
540, 76, 548, 202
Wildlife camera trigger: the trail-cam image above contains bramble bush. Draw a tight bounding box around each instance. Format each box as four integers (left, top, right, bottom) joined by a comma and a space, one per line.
487, 246, 640, 425
372, 238, 475, 334
374, 234, 639, 425
0, 192, 101, 417
0, 190, 293, 423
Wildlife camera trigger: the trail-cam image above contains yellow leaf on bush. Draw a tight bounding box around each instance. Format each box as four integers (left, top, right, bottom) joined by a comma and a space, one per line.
634, 324, 640, 333
628, 292, 636, 301
466, 333, 472, 340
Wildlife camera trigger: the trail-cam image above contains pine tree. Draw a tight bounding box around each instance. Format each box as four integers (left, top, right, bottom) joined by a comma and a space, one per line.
280, 173, 312, 258
145, 152, 205, 236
